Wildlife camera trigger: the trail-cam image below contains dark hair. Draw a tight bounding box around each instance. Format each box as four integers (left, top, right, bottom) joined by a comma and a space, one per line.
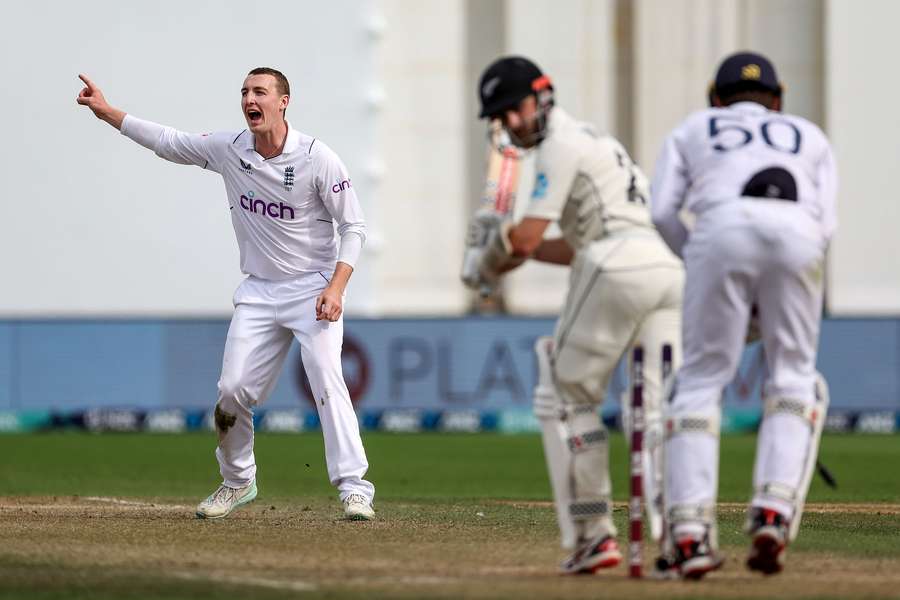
715, 81, 780, 109
247, 67, 290, 97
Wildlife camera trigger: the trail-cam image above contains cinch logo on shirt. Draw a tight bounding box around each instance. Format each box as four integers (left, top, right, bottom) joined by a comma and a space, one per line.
332, 179, 352, 193
239, 190, 295, 220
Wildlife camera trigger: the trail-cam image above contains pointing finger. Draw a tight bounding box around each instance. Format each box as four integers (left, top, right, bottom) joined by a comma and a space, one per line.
78, 73, 95, 89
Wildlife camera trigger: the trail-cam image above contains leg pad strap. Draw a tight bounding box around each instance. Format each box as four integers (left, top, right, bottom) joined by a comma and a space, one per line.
665, 414, 720, 438
569, 499, 612, 521
755, 481, 797, 504
764, 397, 818, 423
668, 503, 716, 524
567, 428, 608, 452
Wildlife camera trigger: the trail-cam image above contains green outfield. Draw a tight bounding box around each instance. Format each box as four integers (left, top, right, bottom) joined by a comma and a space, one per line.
1, 433, 899, 599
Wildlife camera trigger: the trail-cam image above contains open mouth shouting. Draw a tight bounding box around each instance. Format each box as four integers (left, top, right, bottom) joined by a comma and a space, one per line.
246, 108, 263, 127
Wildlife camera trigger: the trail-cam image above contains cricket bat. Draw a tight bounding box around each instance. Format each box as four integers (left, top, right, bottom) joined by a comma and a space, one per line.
461, 122, 520, 291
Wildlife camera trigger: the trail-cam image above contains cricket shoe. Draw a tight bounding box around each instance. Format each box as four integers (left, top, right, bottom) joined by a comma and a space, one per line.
559, 535, 622, 574
649, 554, 681, 580
195, 481, 257, 519
746, 507, 789, 575
671, 533, 724, 580
343, 493, 375, 521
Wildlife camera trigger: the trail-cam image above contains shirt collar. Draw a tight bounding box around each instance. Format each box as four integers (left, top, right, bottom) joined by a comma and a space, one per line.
282, 120, 301, 154
545, 106, 574, 137
728, 101, 770, 114
244, 120, 299, 156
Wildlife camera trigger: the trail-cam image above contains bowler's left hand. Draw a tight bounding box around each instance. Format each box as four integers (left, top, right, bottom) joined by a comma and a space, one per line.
315, 286, 343, 322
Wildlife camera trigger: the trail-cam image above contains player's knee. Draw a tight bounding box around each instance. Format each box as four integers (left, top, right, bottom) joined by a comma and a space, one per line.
763, 378, 818, 406
553, 367, 603, 407
217, 375, 256, 410
666, 385, 721, 440
533, 377, 595, 421
668, 384, 720, 414
761, 375, 820, 430
532, 337, 603, 417
216, 376, 240, 402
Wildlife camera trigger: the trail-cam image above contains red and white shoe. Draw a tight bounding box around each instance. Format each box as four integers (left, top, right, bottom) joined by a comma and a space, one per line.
559, 535, 622, 574
746, 507, 789, 575
672, 533, 724, 580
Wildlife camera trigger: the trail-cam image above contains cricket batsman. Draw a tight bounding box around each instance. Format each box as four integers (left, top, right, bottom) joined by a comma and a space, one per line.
76, 68, 376, 521
466, 56, 684, 574
651, 51, 837, 578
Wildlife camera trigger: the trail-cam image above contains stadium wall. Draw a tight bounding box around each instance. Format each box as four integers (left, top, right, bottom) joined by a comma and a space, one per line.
0, 317, 897, 434
2, 0, 899, 319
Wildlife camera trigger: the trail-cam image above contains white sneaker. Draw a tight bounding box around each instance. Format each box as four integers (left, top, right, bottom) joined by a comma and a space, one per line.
196, 481, 258, 519
343, 493, 375, 521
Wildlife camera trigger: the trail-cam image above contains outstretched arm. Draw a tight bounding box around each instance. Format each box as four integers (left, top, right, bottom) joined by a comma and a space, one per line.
76, 74, 126, 130
76, 73, 221, 170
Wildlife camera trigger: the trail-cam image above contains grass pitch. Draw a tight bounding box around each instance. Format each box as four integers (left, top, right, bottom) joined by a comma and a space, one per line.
1, 432, 899, 599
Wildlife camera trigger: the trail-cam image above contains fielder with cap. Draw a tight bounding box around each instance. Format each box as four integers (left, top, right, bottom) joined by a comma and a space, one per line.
651, 51, 837, 578
467, 56, 684, 574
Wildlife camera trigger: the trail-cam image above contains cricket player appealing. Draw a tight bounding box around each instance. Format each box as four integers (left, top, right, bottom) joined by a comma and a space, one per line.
651, 52, 837, 578
467, 56, 684, 574
76, 68, 376, 521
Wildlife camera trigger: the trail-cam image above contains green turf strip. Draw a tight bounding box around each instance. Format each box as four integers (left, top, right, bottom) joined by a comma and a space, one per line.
1, 432, 898, 503
2, 433, 899, 600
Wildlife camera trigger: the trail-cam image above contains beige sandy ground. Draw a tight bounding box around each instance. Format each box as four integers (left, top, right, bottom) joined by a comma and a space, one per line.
2, 496, 899, 599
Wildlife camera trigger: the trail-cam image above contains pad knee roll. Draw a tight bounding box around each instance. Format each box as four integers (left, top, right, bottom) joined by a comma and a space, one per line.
533, 336, 561, 420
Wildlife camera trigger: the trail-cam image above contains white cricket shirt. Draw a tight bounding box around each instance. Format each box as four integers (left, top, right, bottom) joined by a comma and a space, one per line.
651, 101, 837, 256
121, 115, 366, 280
522, 107, 657, 250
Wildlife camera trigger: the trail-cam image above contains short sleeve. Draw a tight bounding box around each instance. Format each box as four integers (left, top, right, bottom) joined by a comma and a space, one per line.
523, 138, 580, 221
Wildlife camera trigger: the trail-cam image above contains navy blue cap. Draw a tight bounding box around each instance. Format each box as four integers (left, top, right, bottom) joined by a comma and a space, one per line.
713, 52, 781, 95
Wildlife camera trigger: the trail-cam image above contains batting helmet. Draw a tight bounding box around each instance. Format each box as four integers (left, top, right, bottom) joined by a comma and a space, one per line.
478, 56, 553, 119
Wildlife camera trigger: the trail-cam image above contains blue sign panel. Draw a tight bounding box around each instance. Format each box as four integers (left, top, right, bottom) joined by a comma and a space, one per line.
0, 317, 898, 426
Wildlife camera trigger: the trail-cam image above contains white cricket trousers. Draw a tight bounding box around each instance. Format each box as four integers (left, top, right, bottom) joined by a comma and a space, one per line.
554, 234, 684, 411
666, 200, 825, 524
543, 232, 683, 547
214, 272, 375, 502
